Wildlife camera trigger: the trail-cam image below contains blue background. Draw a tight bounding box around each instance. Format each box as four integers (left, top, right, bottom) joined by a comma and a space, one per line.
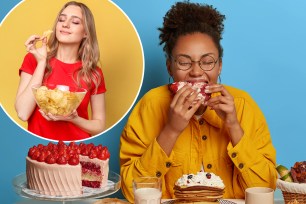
1, 0, 306, 203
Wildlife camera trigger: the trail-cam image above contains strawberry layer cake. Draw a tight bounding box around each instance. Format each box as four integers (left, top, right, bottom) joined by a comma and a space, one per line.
174, 171, 225, 202
26, 141, 110, 196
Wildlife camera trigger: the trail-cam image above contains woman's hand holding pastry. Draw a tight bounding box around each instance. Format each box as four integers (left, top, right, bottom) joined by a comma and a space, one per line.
205, 84, 243, 145
205, 84, 239, 128
167, 85, 203, 134
24, 35, 48, 63
158, 85, 203, 155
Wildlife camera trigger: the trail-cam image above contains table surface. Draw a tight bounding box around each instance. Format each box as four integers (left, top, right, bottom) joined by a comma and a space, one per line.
219, 199, 284, 204
14, 190, 285, 204
161, 199, 284, 204
14, 198, 285, 204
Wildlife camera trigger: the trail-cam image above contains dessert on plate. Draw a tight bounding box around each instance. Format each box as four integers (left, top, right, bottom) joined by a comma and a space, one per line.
276, 162, 306, 204
174, 171, 225, 202
26, 141, 110, 196
291, 161, 306, 183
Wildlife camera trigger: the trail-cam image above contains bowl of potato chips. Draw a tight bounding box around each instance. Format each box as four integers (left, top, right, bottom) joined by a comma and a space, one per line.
32, 84, 87, 116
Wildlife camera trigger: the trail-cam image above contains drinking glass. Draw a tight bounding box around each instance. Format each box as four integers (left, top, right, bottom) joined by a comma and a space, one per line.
133, 177, 162, 204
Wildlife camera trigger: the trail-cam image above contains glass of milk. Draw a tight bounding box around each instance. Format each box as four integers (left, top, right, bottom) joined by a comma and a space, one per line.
133, 177, 162, 204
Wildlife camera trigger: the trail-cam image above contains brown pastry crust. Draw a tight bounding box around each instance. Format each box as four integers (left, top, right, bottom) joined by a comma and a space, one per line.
291, 161, 306, 183
174, 184, 224, 202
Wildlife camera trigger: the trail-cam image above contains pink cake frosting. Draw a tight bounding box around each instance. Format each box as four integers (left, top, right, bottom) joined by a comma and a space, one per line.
26, 157, 82, 196
26, 141, 110, 196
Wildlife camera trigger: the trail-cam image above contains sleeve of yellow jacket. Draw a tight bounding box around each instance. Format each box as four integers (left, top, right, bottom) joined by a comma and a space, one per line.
223, 87, 278, 198
120, 89, 174, 202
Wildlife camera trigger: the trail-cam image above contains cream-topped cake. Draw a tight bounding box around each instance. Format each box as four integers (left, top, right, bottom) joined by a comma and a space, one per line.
26, 141, 110, 196
174, 171, 225, 202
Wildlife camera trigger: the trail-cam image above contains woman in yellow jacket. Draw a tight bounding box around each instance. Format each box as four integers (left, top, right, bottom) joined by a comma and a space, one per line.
120, 2, 277, 202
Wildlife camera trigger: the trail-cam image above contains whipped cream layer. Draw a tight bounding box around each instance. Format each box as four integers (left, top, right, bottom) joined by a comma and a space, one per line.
175, 171, 225, 189
26, 157, 82, 196
173, 81, 208, 102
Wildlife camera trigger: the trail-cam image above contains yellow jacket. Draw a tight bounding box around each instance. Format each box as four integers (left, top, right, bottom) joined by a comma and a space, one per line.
120, 85, 277, 202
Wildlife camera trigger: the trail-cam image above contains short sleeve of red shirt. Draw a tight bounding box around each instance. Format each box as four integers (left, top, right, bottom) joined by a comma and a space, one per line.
19, 53, 37, 76
94, 67, 106, 95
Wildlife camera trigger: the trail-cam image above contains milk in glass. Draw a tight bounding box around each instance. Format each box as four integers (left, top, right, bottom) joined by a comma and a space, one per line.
134, 187, 161, 204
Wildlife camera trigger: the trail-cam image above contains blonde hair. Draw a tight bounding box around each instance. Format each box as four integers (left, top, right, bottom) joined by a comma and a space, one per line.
46, 1, 101, 93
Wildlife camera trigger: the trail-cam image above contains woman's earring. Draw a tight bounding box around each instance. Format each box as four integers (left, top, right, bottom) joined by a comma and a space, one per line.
218, 74, 222, 84
168, 76, 173, 84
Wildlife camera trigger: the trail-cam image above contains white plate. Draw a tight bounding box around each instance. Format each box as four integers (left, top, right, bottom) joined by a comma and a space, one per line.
12, 171, 121, 201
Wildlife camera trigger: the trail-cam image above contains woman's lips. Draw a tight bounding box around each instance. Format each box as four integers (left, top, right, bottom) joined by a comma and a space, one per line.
60, 31, 71, 35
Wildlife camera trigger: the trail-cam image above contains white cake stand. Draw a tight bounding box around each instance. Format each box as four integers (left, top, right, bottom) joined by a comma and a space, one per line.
12, 171, 121, 204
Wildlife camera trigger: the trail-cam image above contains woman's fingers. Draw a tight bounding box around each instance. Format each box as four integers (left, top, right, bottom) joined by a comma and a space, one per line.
173, 85, 200, 106
171, 85, 190, 105
186, 99, 203, 114
183, 90, 201, 109
207, 95, 231, 106
39, 109, 52, 121
24, 35, 40, 46
173, 88, 203, 119
206, 84, 232, 97
25, 35, 47, 52
40, 36, 48, 45
205, 85, 236, 118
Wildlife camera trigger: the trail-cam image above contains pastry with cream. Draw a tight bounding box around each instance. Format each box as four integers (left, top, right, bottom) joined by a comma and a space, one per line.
174, 171, 225, 202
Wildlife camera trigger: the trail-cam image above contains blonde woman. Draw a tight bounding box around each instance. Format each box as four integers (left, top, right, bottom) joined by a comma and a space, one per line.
15, 1, 106, 140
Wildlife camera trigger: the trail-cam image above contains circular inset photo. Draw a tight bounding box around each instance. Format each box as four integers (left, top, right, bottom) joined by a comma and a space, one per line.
0, 0, 144, 141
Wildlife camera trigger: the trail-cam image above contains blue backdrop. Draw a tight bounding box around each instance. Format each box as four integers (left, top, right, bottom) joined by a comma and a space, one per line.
1, 1, 306, 203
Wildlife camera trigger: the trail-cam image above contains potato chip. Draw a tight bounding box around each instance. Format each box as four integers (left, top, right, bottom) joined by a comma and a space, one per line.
42, 30, 53, 38
33, 85, 86, 116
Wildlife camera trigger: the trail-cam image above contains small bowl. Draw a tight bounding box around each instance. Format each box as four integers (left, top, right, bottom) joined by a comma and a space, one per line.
32, 84, 87, 116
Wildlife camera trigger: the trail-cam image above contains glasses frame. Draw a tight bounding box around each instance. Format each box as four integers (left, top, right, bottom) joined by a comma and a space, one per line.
171, 54, 220, 71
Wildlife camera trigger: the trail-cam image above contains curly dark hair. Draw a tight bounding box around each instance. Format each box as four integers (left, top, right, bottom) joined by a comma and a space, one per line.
158, 1, 226, 59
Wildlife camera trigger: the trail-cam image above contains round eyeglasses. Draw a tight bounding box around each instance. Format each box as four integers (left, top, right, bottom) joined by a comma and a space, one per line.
171, 55, 219, 71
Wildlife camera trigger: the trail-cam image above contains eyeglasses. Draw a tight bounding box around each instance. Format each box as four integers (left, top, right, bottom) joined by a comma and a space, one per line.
171, 55, 219, 71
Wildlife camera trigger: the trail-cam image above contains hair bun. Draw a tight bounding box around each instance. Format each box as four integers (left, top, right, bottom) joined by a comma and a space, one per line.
159, 1, 225, 58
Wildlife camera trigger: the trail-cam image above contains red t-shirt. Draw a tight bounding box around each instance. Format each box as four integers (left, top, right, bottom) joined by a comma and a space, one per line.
19, 53, 106, 141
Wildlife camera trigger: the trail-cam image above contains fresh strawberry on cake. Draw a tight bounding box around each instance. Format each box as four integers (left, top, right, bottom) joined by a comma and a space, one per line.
168, 81, 211, 103
26, 141, 110, 196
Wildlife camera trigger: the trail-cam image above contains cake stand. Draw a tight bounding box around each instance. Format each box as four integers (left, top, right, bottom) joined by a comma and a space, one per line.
12, 171, 121, 204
